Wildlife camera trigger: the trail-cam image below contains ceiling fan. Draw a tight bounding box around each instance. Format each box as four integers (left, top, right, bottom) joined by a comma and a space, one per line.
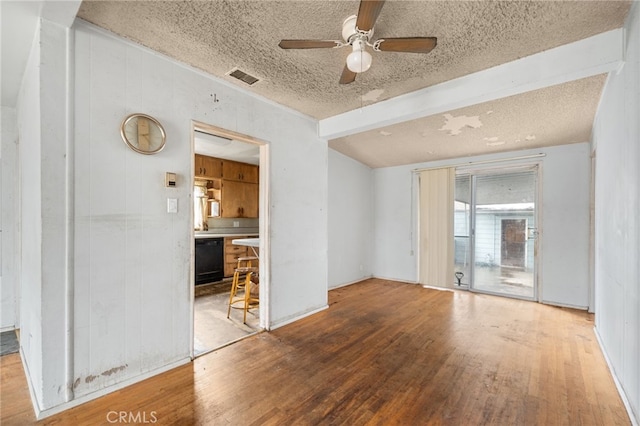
278, 0, 437, 84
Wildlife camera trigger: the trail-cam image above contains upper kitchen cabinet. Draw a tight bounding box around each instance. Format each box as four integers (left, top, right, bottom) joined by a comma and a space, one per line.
220, 180, 259, 218
222, 160, 259, 183
194, 154, 259, 219
195, 154, 222, 179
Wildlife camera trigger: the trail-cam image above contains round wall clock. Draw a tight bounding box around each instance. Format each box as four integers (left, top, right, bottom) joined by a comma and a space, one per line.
120, 113, 166, 154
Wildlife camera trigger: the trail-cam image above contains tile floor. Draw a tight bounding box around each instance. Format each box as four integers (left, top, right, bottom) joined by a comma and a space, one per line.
194, 289, 261, 356
0, 331, 19, 356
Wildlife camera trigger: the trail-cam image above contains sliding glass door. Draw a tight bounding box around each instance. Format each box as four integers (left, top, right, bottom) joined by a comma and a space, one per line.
454, 167, 538, 300
453, 175, 471, 287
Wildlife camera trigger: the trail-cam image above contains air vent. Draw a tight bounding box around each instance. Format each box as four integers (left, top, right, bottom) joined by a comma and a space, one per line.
228, 68, 260, 86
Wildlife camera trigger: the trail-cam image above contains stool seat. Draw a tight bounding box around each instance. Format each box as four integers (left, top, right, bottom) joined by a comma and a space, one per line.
234, 266, 259, 274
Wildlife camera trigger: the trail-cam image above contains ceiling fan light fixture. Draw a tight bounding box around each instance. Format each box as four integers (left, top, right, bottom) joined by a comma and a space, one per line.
346, 40, 372, 73
278, 0, 438, 84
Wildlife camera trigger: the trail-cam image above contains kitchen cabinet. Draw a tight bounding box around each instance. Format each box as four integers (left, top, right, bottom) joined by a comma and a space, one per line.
194, 155, 259, 218
220, 180, 258, 218
224, 236, 258, 277
222, 160, 258, 183
195, 154, 222, 179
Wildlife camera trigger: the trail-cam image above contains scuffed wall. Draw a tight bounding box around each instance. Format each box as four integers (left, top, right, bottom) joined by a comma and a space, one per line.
70, 20, 327, 400
592, 2, 640, 423
16, 22, 45, 409
18, 18, 328, 415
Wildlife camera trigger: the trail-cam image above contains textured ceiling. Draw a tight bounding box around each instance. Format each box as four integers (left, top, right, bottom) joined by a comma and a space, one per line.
77, 1, 630, 167
330, 74, 607, 167
77, 1, 629, 119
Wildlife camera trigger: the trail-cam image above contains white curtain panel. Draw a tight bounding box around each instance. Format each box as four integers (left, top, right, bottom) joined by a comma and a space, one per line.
419, 168, 455, 288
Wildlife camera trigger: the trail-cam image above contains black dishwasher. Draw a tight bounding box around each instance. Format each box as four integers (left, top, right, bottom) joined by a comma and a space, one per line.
195, 238, 224, 285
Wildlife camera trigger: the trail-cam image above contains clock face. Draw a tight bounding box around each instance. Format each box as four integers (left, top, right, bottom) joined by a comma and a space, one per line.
121, 114, 166, 154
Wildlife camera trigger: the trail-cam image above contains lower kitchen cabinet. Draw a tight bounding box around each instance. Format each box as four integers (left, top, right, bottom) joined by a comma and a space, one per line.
224, 236, 259, 277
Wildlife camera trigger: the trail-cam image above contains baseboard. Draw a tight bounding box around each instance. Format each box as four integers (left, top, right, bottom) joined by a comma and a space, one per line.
421, 284, 455, 292
540, 299, 589, 311
268, 304, 328, 331
594, 327, 639, 426
328, 276, 373, 290
371, 275, 419, 284
1, 325, 17, 333
20, 346, 43, 419
32, 357, 191, 420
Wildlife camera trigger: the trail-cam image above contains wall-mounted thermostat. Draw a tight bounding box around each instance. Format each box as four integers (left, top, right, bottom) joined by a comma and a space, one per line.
165, 172, 177, 187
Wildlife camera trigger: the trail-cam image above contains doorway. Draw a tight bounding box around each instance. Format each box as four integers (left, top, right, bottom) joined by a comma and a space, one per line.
501, 219, 527, 268
190, 121, 269, 358
454, 166, 538, 300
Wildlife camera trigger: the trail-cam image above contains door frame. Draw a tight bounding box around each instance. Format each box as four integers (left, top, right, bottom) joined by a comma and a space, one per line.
189, 120, 270, 360
460, 163, 541, 302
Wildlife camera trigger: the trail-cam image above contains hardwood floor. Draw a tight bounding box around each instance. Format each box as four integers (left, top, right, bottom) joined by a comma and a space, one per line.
1, 279, 629, 425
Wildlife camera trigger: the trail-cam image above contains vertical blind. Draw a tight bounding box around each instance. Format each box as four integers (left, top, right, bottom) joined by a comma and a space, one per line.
419, 168, 455, 288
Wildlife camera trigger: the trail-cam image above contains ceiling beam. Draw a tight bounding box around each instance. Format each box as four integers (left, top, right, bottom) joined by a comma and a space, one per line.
42, 0, 82, 29
318, 29, 624, 140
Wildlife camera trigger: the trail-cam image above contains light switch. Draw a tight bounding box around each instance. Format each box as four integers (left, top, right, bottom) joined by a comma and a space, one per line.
167, 198, 178, 213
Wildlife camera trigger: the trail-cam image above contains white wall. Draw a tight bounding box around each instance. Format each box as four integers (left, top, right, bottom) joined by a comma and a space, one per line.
372, 165, 418, 283
16, 18, 80, 411
265, 112, 328, 326
16, 22, 45, 409
373, 143, 592, 309
17, 18, 328, 415
538, 142, 592, 307
72, 23, 196, 402
328, 149, 373, 288
1, 106, 20, 331
40, 20, 74, 411
72, 19, 327, 401
592, 2, 640, 423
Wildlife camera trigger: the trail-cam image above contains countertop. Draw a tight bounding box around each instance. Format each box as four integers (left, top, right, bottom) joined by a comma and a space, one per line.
195, 228, 259, 239
231, 237, 259, 247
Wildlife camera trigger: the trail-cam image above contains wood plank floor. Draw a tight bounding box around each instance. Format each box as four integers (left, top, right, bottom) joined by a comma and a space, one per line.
1, 279, 629, 425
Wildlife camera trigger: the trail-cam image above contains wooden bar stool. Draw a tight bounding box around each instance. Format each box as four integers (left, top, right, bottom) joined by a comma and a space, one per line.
229, 256, 258, 295
227, 257, 259, 323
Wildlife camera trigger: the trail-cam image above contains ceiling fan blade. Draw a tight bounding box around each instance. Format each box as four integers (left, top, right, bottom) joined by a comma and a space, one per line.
279, 40, 341, 49
356, 0, 386, 32
339, 65, 357, 85
375, 37, 437, 53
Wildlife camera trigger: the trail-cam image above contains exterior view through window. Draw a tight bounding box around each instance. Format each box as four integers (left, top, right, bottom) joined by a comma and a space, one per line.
454, 167, 538, 300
